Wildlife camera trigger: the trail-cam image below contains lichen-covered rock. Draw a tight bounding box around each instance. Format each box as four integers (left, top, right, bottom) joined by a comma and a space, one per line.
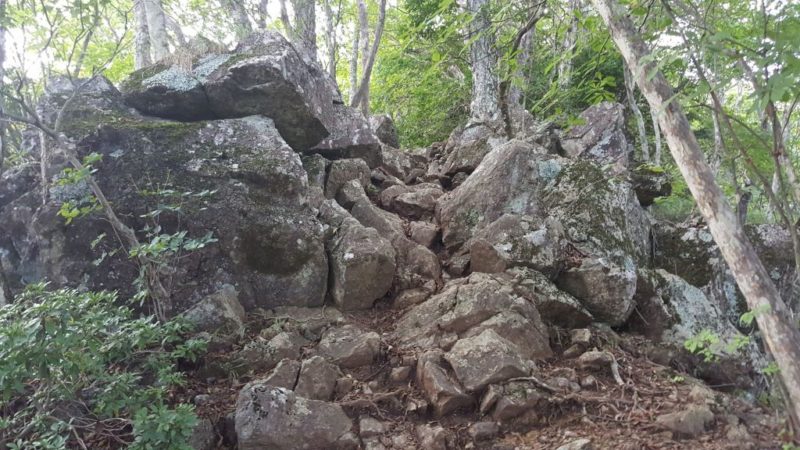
181, 284, 245, 336
436, 140, 558, 251
235, 383, 354, 450
631, 164, 672, 206
559, 102, 630, 172
328, 218, 395, 310
0, 86, 328, 312
234, 331, 309, 373
310, 103, 382, 168
316, 325, 381, 368
325, 158, 371, 199
370, 114, 399, 148
295, 356, 342, 400
556, 256, 637, 326
468, 214, 564, 276
394, 272, 551, 360
504, 267, 593, 328
655, 405, 715, 439
444, 329, 532, 391
416, 350, 474, 417
431, 122, 507, 178
480, 380, 549, 421
339, 180, 441, 291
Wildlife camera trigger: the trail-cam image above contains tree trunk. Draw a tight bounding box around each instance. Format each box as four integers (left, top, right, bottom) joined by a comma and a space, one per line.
256, 0, 269, 29
651, 108, 662, 165
143, 0, 169, 61
73, 1, 100, 77
279, 0, 293, 38
224, 0, 253, 40
350, 0, 387, 116
558, 0, 580, 89
623, 62, 649, 162
349, 17, 360, 104
0, 0, 6, 176
466, 0, 501, 123
710, 105, 723, 172
166, 15, 187, 47
323, 0, 337, 79
292, 0, 318, 65
357, 0, 370, 114
591, 0, 800, 424
133, 0, 152, 69
508, 27, 534, 106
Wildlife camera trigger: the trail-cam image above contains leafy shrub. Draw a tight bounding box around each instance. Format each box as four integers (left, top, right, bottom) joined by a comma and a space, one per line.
0, 284, 206, 449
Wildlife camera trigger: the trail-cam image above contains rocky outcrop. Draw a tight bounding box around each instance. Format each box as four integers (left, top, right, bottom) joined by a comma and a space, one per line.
559, 101, 630, 172
328, 217, 395, 311
394, 272, 551, 360
235, 383, 355, 450
0, 81, 328, 312
120, 32, 381, 165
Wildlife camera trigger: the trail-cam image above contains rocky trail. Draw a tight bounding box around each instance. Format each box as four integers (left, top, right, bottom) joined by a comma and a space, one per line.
0, 32, 794, 449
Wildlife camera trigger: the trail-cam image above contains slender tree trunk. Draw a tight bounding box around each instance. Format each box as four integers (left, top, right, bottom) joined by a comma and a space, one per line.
256, 0, 269, 29
0, 0, 6, 176
508, 27, 535, 106
0, 258, 11, 306
466, 0, 501, 123
623, 62, 649, 162
143, 0, 169, 61
558, 0, 580, 89
710, 105, 724, 172
357, 0, 370, 113
279, 0, 293, 38
224, 0, 253, 40
292, 0, 318, 64
73, 1, 100, 77
651, 108, 662, 165
350, 0, 387, 116
133, 0, 152, 69
166, 15, 187, 47
323, 0, 337, 79
39, 130, 49, 205
349, 17, 360, 104
591, 0, 800, 424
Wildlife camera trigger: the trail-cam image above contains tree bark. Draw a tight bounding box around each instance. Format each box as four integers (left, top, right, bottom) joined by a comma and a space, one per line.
591, 0, 800, 424
323, 0, 337, 78
292, 0, 318, 64
623, 61, 649, 162
0, 0, 6, 176
357, 0, 370, 113
279, 0, 293, 38
466, 0, 501, 123
256, 0, 269, 29
224, 0, 253, 40
349, 16, 360, 104
350, 0, 387, 116
650, 108, 662, 165
558, 0, 580, 89
143, 0, 169, 61
508, 27, 534, 106
133, 0, 152, 69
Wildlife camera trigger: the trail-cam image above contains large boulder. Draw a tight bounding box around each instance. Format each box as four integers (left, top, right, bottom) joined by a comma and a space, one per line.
436, 140, 557, 251
235, 383, 355, 450
652, 222, 797, 323
429, 122, 507, 179
120, 32, 382, 166
328, 217, 395, 311
393, 272, 552, 360
559, 102, 630, 172
0, 79, 328, 312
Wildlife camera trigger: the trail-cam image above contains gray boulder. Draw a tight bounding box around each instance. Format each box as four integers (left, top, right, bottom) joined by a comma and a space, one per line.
295, 356, 342, 400
444, 329, 532, 392
181, 284, 245, 336
235, 383, 354, 450
317, 324, 381, 368
328, 218, 395, 310
0, 82, 328, 312
370, 114, 399, 148
325, 158, 371, 199
560, 102, 630, 172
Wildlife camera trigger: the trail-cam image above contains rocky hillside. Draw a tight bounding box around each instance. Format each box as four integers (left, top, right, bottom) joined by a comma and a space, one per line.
0, 32, 793, 449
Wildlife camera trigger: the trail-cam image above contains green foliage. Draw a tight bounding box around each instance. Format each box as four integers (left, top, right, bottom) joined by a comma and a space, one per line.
684, 329, 721, 362
0, 284, 205, 449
